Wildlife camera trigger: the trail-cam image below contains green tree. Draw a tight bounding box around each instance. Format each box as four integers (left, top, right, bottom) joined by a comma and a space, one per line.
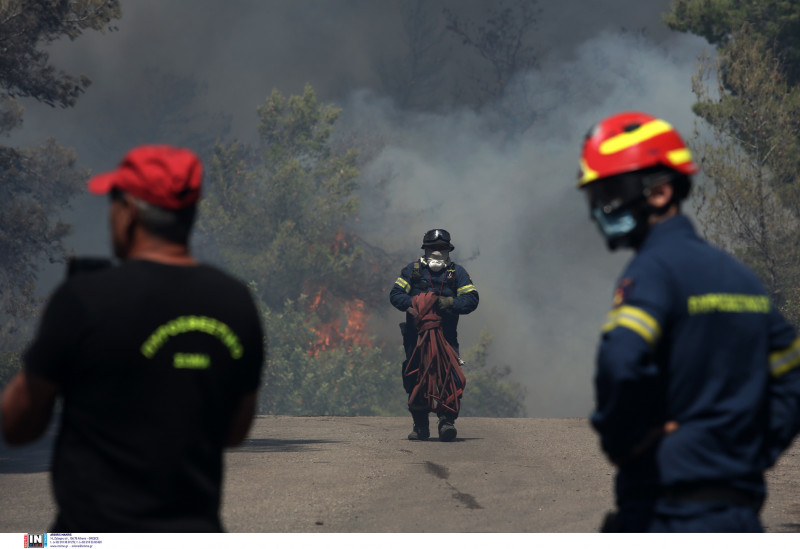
0, 0, 120, 109
666, 1, 800, 323
443, 0, 541, 131
0, 139, 88, 339
444, 0, 540, 100
665, 0, 800, 84
256, 292, 406, 416
198, 85, 403, 415
0, 1, 120, 347
199, 85, 527, 417
199, 85, 364, 310
0, 350, 22, 389
689, 26, 800, 323
376, 0, 448, 111
460, 331, 527, 417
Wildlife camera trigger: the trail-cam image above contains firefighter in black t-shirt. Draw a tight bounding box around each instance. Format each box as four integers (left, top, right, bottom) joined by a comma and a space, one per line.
0, 145, 265, 532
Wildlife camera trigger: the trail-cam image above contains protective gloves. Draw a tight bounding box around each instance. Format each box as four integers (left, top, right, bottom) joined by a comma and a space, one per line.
438, 296, 454, 309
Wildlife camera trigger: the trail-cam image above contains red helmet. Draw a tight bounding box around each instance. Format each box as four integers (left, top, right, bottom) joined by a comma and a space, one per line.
577, 111, 698, 188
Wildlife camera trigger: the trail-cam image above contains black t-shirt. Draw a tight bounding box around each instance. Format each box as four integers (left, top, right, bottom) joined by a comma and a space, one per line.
24, 260, 264, 532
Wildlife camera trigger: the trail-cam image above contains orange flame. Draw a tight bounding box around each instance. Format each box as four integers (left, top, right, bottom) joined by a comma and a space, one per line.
343, 299, 371, 348
304, 230, 374, 356
306, 288, 372, 356
328, 230, 347, 254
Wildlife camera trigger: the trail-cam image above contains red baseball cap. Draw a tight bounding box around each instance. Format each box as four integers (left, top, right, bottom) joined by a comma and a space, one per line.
88, 144, 203, 209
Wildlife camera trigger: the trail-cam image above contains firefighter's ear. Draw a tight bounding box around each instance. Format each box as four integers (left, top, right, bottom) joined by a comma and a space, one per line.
645, 180, 674, 209
111, 193, 140, 224
124, 194, 143, 223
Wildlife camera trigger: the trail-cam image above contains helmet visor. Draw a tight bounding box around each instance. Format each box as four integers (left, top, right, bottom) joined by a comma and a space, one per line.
583, 173, 645, 216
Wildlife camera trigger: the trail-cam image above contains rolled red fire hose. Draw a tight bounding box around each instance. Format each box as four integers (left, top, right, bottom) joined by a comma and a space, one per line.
404, 292, 466, 416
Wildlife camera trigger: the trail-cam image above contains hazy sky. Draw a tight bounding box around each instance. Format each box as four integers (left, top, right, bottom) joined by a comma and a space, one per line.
13, 0, 711, 417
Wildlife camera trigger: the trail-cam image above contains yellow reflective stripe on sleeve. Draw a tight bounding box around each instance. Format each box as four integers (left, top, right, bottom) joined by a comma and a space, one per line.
770, 336, 800, 377
457, 284, 477, 296
602, 305, 661, 346
395, 277, 411, 293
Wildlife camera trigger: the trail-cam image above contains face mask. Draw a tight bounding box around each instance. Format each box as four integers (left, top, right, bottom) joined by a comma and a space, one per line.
424, 250, 448, 272
592, 207, 637, 250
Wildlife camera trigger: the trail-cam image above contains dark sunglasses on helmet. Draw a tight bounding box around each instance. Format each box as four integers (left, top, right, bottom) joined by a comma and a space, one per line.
423, 229, 451, 243
421, 228, 454, 251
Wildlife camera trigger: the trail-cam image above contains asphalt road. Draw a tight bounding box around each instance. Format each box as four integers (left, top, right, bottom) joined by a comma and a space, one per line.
1, 416, 799, 533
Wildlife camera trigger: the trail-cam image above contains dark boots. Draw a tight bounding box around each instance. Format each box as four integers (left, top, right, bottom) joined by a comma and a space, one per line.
408, 412, 458, 442
408, 411, 430, 440
437, 416, 457, 442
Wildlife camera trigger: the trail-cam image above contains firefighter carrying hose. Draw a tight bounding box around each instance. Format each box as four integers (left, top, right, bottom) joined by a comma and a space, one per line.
578, 112, 800, 532
390, 229, 479, 441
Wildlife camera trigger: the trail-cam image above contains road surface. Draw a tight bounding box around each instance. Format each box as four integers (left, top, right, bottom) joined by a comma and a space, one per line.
1, 416, 799, 532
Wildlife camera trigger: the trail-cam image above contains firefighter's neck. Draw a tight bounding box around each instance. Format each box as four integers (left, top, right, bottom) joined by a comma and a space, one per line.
111, 195, 196, 266
123, 226, 196, 266
648, 203, 679, 226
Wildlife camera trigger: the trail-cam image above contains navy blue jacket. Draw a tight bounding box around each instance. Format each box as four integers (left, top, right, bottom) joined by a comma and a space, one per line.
592, 214, 800, 502
390, 260, 478, 356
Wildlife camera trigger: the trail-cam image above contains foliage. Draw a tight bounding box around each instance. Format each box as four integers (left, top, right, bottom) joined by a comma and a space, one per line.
376, 0, 448, 110
781, 287, 800, 328
444, 0, 540, 95
0, 350, 22, 390
198, 85, 364, 310
0, 0, 120, 381
443, 0, 541, 131
667, 1, 800, 324
459, 330, 527, 417
256, 293, 406, 416
0, 139, 88, 338
199, 84, 526, 417
664, 0, 800, 84
690, 26, 800, 321
255, 301, 527, 417
198, 86, 403, 415
0, 0, 120, 109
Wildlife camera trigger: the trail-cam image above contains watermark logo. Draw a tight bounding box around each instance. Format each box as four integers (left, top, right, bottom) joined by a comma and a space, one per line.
24, 533, 47, 548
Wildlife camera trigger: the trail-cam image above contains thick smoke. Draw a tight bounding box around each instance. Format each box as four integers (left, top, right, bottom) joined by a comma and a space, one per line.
345, 30, 708, 416
14, 1, 709, 416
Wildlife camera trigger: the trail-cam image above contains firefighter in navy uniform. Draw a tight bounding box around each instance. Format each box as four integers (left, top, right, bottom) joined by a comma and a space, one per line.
390, 229, 479, 441
577, 111, 800, 532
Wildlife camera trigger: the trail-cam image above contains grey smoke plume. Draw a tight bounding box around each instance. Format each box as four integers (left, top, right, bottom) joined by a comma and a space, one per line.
14, 1, 709, 417
343, 31, 708, 417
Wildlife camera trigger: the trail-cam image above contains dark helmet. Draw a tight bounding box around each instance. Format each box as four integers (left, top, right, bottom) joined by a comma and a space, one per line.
421, 228, 454, 251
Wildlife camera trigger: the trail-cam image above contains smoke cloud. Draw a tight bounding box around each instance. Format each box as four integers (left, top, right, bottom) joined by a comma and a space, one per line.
13, 1, 709, 416
348, 29, 707, 416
